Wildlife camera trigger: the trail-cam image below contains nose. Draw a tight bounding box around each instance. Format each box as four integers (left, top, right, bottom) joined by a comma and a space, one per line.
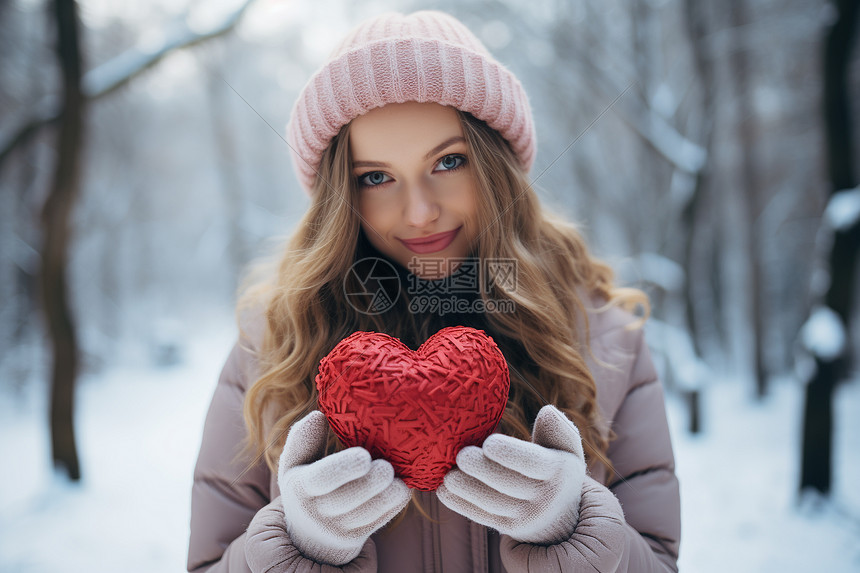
403, 181, 440, 228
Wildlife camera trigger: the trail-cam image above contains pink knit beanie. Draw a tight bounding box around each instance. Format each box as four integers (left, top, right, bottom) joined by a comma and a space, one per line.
286, 10, 536, 196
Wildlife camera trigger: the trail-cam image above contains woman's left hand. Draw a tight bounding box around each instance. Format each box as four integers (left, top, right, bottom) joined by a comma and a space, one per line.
436, 404, 587, 545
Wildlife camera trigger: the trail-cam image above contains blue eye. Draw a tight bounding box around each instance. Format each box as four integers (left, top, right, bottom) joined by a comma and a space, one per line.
435, 154, 466, 172
358, 171, 391, 188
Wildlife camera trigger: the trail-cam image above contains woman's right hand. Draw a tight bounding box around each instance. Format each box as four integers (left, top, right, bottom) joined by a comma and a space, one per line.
274, 410, 412, 566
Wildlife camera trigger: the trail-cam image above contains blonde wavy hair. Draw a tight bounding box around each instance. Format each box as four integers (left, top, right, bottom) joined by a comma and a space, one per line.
238, 109, 649, 488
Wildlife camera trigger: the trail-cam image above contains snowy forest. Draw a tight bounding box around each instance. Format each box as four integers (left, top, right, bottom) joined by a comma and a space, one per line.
1, 0, 859, 571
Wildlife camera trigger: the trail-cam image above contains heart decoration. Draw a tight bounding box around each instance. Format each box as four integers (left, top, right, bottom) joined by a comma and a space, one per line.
316, 326, 510, 491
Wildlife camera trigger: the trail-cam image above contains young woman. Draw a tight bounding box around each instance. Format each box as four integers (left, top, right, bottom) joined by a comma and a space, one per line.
187, 10, 680, 573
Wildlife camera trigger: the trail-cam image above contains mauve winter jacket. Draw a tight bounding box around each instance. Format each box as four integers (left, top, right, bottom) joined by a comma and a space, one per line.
187, 300, 681, 572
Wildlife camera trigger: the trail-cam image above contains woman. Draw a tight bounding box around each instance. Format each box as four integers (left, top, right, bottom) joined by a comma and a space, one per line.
187, 10, 680, 572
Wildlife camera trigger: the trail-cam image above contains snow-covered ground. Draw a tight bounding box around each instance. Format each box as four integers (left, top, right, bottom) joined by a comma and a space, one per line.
1, 316, 859, 572
667, 374, 860, 572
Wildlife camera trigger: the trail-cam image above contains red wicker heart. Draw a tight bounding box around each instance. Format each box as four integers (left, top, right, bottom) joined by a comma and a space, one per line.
316, 326, 510, 491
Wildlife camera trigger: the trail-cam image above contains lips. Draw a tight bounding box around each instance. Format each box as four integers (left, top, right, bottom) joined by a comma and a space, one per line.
399, 226, 462, 254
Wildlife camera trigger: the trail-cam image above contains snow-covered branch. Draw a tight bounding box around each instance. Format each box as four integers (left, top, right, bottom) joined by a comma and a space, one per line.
628, 100, 708, 174
552, 19, 708, 176
824, 186, 860, 232
583, 67, 708, 175
0, 0, 257, 167
801, 306, 847, 363
630, 252, 686, 294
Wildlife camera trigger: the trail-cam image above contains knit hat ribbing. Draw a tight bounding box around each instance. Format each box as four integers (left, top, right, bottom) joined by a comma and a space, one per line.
286, 10, 536, 196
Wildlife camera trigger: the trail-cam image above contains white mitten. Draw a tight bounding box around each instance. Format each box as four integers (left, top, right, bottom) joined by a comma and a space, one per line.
436, 404, 587, 545
278, 410, 412, 566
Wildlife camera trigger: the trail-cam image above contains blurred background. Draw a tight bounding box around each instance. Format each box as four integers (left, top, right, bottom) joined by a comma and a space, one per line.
1, 0, 859, 571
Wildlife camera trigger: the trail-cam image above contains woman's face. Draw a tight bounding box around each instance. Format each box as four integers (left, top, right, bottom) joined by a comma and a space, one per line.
350, 101, 479, 280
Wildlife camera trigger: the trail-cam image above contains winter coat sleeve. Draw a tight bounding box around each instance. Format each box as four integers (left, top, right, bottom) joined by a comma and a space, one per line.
245, 496, 378, 573
499, 317, 681, 572
187, 334, 380, 573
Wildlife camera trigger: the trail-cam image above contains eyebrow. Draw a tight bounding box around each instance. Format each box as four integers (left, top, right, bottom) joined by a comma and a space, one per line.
352, 136, 466, 169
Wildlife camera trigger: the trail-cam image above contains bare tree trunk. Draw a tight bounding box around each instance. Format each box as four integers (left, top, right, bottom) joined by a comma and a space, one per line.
799, 0, 859, 495
728, 0, 767, 398
41, 0, 85, 481
682, 0, 715, 360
